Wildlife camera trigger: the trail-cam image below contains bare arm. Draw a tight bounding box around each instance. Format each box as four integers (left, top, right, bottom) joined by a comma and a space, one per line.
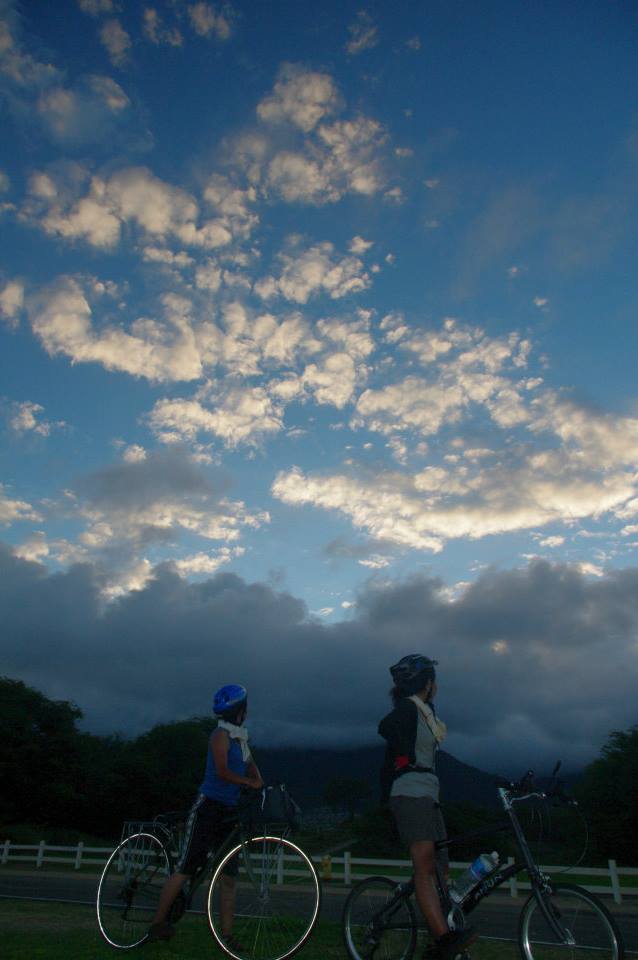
211, 729, 263, 789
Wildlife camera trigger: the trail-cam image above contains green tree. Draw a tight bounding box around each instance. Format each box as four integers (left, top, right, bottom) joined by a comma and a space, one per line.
0, 676, 86, 827
324, 777, 372, 818
576, 725, 638, 864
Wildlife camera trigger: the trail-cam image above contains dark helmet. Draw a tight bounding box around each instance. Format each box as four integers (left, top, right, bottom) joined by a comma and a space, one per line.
213, 684, 247, 719
390, 654, 437, 690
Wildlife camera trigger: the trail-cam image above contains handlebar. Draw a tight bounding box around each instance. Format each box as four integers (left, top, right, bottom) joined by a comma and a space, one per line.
495, 763, 577, 806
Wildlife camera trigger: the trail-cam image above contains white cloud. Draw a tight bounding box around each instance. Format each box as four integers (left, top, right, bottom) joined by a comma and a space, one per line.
302, 352, 358, 409
99, 19, 131, 66
0, 170, 10, 192
359, 554, 391, 569
531, 393, 638, 469
143, 8, 183, 46
9, 401, 65, 437
266, 151, 337, 204
149, 387, 283, 446
272, 467, 443, 552
142, 246, 194, 268
0, 485, 41, 525
13, 531, 50, 563
77, 0, 115, 14
537, 535, 565, 548
188, 3, 232, 40
0, 279, 24, 326
29, 277, 204, 382
258, 241, 371, 304
0, 7, 60, 89
349, 235, 373, 254
257, 64, 339, 132
174, 546, 244, 576
28, 166, 241, 252
316, 314, 375, 360
122, 444, 147, 463
272, 443, 638, 554
384, 186, 404, 204
345, 11, 378, 55
317, 116, 386, 196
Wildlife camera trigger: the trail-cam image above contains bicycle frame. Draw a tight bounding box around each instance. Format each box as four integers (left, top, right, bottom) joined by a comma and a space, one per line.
154, 816, 294, 913
437, 786, 569, 943
369, 785, 569, 933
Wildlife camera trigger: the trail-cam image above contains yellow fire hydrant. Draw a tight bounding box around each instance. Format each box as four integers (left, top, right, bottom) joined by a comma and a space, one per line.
320, 855, 332, 882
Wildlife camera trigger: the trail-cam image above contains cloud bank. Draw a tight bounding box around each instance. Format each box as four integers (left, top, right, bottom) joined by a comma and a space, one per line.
1, 545, 635, 771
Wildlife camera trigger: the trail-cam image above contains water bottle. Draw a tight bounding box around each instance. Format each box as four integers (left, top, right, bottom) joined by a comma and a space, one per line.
449, 851, 499, 903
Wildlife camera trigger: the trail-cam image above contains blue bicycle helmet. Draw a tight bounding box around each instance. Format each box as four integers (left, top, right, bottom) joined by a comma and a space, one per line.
390, 654, 437, 688
213, 683, 247, 718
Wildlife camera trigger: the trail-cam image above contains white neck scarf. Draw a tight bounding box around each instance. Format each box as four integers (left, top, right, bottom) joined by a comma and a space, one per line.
408, 695, 447, 744
218, 720, 251, 761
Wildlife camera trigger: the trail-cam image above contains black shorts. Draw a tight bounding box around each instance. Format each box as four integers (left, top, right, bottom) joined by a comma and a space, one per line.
176, 794, 238, 876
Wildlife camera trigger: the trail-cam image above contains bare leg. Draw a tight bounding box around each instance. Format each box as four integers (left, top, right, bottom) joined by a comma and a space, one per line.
410, 840, 448, 939
219, 872, 236, 936
152, 871, 188, 925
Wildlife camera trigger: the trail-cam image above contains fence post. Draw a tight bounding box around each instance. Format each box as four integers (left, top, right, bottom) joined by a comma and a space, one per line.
75, 841, 84, 870
1, 840, 9, 865
344, 850, 352, 886
36, 840, 46, 868
507, 857, 518, 897
608, 860, 622, 904
276, 846, 284, 885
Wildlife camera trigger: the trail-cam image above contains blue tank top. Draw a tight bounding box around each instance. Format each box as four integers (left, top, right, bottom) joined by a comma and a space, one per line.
200, 736, 247, 805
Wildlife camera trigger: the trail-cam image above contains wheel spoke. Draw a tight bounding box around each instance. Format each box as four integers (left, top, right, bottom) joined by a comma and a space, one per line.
343, 877, 417, 960
519, 884, 623, 960
208, 835, 321, 960
97, 832, 171, 949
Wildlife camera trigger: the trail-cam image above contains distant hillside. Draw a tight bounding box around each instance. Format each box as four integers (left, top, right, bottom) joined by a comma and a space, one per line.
255, 745, 502, 809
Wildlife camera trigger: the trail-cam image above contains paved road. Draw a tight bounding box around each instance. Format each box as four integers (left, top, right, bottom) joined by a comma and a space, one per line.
2, 870, 637, 951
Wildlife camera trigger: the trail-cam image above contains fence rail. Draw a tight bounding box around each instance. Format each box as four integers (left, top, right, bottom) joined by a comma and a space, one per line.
1, 839, 636, 903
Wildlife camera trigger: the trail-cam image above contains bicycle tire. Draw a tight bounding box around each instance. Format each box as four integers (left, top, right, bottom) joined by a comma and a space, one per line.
518, 882, 624, 960
207, 834, 321, 960
96, 831, 172, 949
343, 876, 417, 960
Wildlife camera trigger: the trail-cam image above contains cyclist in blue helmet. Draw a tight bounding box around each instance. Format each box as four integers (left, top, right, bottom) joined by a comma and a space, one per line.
379, 656, 477, 960
149, 683, 263, 947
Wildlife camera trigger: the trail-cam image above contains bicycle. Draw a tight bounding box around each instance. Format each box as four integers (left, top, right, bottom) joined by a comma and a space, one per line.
96, 786, 321, 960
342, 767, 625, 960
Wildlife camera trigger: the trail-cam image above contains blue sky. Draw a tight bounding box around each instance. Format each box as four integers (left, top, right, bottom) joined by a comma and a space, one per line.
1, 0, 638, 765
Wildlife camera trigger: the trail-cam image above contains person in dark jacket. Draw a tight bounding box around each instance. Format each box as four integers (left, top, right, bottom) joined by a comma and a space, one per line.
379, 655, 476, 960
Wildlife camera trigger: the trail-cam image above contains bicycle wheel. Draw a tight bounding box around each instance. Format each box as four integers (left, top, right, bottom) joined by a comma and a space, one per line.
207, 834, 321, 960
343, 876, 417, 960
97, 832, 172, 949
518, 883, 624, 960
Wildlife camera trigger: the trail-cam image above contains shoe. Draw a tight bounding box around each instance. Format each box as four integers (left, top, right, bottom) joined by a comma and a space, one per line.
147, 921, 176, 941
423, 927, 478, 960
221, 933, 246, 954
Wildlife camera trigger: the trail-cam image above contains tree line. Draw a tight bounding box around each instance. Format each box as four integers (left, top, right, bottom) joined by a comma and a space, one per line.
1, 676, 636, 863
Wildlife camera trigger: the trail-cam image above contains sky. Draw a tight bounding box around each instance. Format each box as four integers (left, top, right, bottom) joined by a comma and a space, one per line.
1, 0, 638, 773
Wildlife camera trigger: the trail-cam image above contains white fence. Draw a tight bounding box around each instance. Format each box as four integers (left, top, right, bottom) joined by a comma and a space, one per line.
1, 840, 637, 904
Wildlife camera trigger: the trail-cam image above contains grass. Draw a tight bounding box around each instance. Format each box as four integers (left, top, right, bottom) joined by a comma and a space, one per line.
0, 899, 521, 960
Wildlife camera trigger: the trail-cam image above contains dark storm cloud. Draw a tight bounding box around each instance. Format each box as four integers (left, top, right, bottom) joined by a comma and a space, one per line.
1, 543, 636, 772
78, 448, 231, 511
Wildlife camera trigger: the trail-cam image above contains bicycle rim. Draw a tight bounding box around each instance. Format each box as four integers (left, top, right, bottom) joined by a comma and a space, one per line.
519, 883, 624, 960
207, 835, 321, 960
96, 832, 172, 949
343, 876, 417, 960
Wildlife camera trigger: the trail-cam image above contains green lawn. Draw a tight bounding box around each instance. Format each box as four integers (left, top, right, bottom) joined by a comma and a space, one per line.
0, 899, 522, 960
